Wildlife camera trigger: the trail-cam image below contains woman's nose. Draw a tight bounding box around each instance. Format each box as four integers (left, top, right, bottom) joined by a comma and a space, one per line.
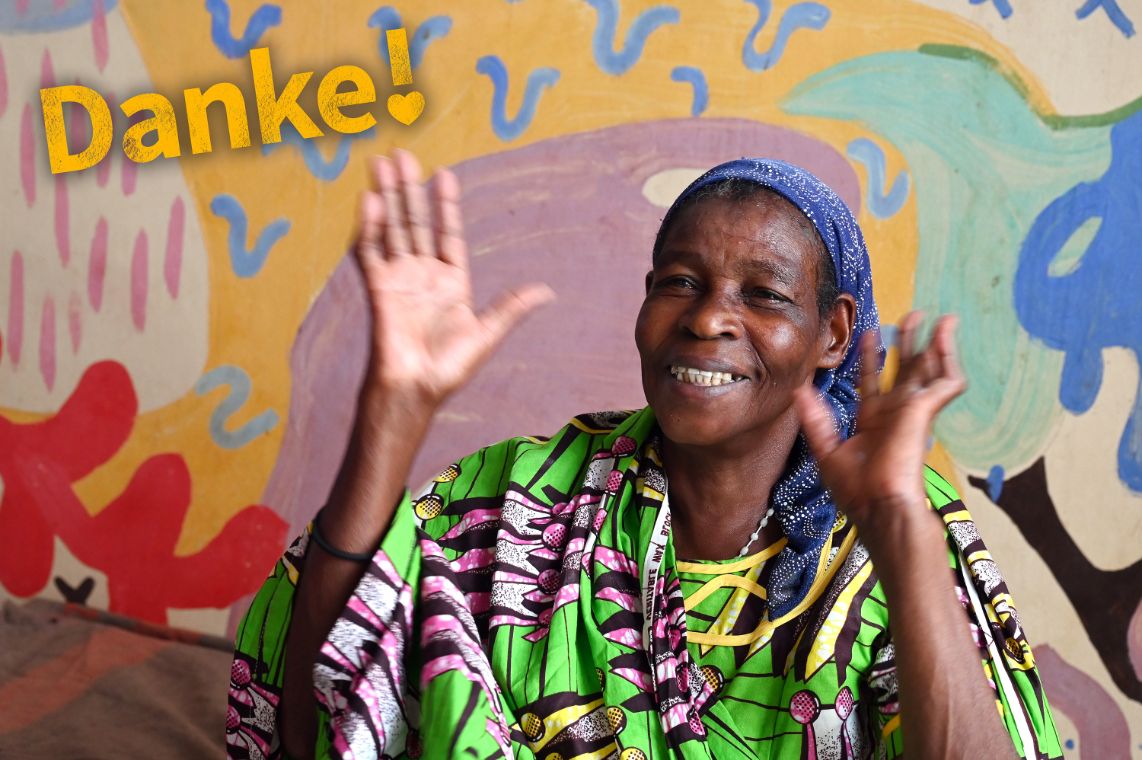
680, 291, 740, 339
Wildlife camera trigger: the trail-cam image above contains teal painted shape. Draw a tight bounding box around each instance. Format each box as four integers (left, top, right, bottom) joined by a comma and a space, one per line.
783, 49, 1113, 472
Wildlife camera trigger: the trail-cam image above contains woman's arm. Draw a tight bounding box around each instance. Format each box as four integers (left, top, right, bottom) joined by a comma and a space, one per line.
794, 313, 1016, 758
278, 151, 553, 758
860, 497, 1016, 758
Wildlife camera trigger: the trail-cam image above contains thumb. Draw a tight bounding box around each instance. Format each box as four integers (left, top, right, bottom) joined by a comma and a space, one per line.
477, 283, 556, 345
792, 385, 841, 463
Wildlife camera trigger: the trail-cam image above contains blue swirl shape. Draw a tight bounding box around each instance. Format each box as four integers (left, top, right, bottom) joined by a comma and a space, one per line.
367, 7, 453, 69
196, 365, 280, 449
1076, 0, 1135, 37
475, 56, 560, 142
1014, 110, 1142, 490
846, 137, 910, 219
0, 0, 119, 33
206, 0, 281, 59
583, 0, 679, 76
261, 123, 376, 182
670, 66, 708, 116
742, 0, 829, 71
968, 0, 1013, 20
209, 194, 291, 278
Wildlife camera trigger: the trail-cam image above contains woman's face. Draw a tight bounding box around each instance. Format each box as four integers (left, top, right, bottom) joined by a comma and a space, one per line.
635, 193, 852, 452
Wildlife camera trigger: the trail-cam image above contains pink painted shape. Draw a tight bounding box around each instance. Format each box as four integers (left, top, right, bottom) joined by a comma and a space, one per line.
130, 229, 147, 331
92, 0, 109, 72
16, 0, 29, 16
68, 291, 82, 353
1035, 644, 1130, 758
122, 150, 137, 196
95, 150, 113, 187
54, 175, 70, 266
7, 252, 23, 367
164, 197, 184, 298
39, 296, 56, 392
40, 49, 54, 89
95, 91, 114, 187
53, 0, 67, 10
88, 218, 107, 311
21, 104, 35, 208
0, 46, 8, 119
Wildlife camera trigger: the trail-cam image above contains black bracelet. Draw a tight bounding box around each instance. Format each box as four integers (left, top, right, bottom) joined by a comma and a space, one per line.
310, 509, 374, 562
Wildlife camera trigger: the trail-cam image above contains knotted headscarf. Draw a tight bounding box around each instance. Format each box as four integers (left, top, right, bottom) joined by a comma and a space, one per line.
657, 158, 884, 617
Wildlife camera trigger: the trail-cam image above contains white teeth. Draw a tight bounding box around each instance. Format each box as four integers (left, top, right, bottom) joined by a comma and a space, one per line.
669, 366, 743, 386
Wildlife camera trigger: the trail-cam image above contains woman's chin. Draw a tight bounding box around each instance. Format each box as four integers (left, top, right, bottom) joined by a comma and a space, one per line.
654, 412, 741, 449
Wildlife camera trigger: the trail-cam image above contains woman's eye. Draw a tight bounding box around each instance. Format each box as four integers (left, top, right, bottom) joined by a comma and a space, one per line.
749, 288, 783, 302
661, 276, 696, 289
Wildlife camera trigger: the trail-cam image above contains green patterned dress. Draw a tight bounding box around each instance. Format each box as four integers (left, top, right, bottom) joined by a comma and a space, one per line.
227, 408, 1062, 759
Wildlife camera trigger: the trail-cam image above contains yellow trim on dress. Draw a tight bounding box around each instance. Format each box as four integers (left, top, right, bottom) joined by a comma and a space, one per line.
683, 574, 769, 610
676, 538, 787, 574
686, 529, 857, 647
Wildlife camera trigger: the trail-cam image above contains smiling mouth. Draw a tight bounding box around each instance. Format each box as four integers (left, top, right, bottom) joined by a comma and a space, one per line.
669, 365, 748, 387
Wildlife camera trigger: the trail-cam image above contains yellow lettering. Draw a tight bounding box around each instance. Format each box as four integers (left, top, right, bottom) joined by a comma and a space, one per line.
184, 82, 251, 155
250, 47, 322, 144
40, 85, 113, 174
121, 93, 182, 163
317, 65, 377, 134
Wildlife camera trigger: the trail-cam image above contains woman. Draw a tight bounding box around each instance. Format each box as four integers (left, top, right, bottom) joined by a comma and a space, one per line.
227, 153, 1062, 759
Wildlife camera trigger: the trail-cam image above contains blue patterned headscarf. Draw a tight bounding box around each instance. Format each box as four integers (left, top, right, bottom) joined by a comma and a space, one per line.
658, 158, 884, 617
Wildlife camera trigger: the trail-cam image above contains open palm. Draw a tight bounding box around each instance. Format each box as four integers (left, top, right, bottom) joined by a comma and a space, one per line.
793, 313, 966, 528
354, 151, 553, 408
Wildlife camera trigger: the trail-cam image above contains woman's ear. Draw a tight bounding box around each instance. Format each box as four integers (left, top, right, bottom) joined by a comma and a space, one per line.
644, 270, 654, 295
819, 293, 856, 370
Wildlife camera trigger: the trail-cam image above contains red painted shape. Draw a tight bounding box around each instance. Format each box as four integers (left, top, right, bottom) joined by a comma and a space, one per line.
0, 361, 289, 623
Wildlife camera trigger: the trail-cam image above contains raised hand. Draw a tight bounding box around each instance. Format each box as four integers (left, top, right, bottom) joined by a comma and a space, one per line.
792, 312, 966, 531
354, 150, 554, 415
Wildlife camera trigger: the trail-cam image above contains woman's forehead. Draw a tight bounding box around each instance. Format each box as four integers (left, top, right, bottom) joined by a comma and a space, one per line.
662, 195, 821, 258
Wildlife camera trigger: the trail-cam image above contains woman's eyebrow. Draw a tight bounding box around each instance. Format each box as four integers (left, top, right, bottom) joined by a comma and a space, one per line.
744, 258, 800, 287
655, 248, 701, 267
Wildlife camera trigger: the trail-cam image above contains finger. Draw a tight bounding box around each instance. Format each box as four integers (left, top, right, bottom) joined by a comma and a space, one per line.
375, 156, 412, 258
929, 316, 967, 405
432, 168, 468, 269
913, 331, 942, 387
394, 149, 434, 257
897, 310, 922, 361
354, 190, 385, 268
477, 283, 556, 347
792, 385, 841, 462
858, 330, 880, 400
895, 310, 927, 387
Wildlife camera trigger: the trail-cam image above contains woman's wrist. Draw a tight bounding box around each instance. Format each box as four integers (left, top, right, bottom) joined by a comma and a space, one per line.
853, 494, 946, 578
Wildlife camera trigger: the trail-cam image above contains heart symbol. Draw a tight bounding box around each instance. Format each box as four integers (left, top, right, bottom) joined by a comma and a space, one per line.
387, 91, 425, 125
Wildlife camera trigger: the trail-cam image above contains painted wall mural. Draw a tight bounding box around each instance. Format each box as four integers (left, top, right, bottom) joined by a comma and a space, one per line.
0, 0, 1139, 754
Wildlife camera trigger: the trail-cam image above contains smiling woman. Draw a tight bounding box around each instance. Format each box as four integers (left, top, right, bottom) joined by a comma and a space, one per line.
226, 153, 1063, 760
